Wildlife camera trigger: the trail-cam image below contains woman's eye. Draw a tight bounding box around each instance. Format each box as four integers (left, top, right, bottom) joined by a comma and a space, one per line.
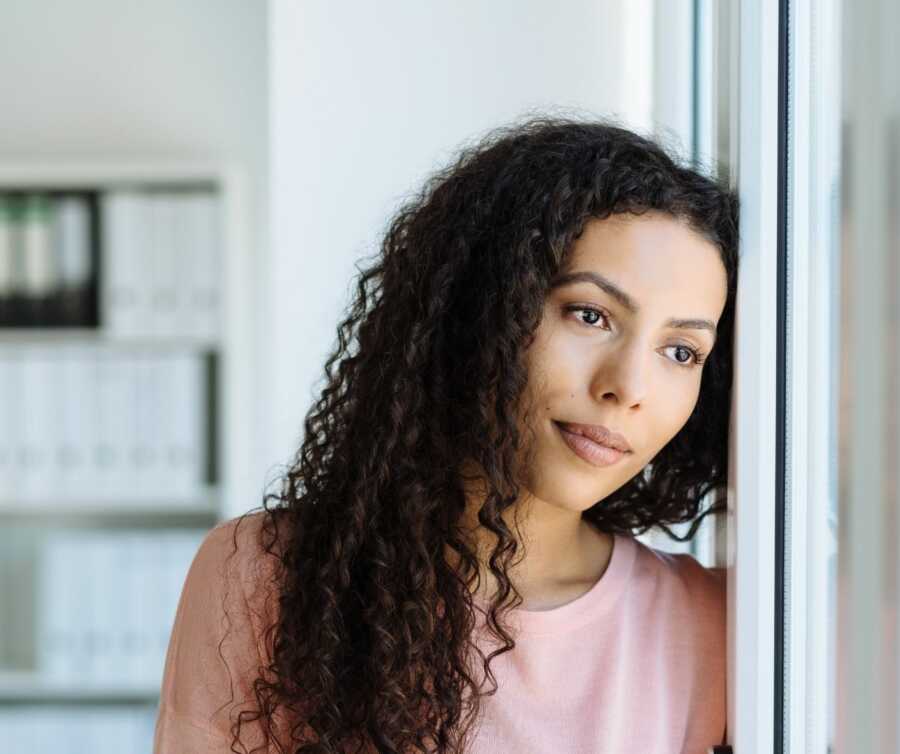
664, 344, 704, 368
566, 305, 610, 329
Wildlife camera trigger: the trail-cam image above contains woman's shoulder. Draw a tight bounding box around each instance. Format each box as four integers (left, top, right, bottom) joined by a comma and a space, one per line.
155, 509, 290, 749
204, 509, 288, 600
629, 536, 727, 625
178, 509, 288, 651
202, 508, 282, 564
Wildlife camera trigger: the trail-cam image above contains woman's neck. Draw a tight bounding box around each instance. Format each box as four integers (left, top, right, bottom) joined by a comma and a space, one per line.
449, 472, 614, 610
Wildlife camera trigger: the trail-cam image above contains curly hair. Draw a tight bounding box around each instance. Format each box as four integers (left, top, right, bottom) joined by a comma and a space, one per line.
226, 114, 740, 753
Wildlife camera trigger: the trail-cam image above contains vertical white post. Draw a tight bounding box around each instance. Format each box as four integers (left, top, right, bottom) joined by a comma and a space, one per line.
727, 0, 780, 750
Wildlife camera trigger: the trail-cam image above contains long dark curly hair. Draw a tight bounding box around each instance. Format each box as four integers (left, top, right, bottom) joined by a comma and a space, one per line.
226, 114, 740, 753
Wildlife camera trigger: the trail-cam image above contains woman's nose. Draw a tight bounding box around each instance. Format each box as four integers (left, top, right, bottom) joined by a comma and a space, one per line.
589, 340, 650, 408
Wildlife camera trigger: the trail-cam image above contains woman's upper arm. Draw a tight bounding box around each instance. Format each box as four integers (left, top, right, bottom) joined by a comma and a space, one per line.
153, 513, 278, 752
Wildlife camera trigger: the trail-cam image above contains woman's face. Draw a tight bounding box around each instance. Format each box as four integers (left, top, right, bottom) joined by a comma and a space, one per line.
516, 210, 729, 511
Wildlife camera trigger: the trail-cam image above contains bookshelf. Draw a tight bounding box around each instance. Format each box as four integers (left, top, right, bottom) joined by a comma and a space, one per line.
0, 161, 256, 750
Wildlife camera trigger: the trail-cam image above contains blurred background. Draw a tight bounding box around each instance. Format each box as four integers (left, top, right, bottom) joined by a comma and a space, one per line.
0, 0, 895, 752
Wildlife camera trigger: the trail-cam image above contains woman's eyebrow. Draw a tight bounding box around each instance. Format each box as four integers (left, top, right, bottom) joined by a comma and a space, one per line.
549, 270, 718, 339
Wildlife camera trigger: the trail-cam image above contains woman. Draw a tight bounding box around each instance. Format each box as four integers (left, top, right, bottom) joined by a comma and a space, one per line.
154, 115, 739, 754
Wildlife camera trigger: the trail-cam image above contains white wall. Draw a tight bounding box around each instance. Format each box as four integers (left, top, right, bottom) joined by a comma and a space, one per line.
268, 0, 655, 481
0, 1, 266, 166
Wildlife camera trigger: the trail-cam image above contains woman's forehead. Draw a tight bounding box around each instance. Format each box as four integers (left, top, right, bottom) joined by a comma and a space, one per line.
556, 214, 728, 316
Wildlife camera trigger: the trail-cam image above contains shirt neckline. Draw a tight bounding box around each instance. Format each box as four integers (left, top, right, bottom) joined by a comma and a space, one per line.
472, 531, 638, 636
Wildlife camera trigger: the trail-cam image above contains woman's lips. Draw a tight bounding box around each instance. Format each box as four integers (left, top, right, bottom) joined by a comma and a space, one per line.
554, 421, 629, 467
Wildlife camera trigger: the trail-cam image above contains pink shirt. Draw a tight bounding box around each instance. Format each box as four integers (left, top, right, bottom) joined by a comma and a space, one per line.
154, 513, 727, 753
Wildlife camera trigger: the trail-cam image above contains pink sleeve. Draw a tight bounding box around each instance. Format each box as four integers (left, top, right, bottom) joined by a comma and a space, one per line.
703, 564, 728, 748
153, 514, 285, 753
